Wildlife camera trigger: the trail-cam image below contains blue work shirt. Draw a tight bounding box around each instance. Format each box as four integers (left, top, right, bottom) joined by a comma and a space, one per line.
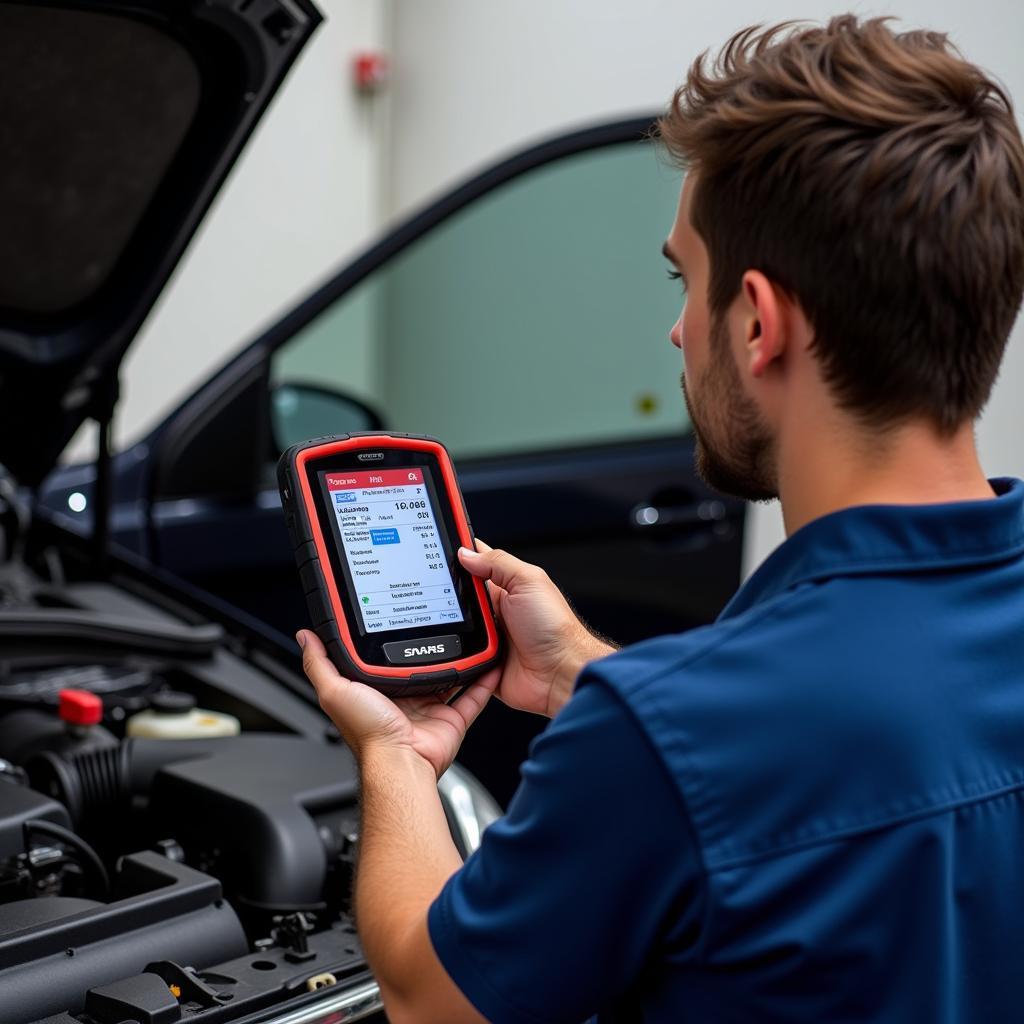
429, 479, 1024, 1023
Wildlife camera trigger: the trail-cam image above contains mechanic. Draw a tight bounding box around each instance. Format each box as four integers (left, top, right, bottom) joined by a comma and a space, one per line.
297, 16, 1024, 1023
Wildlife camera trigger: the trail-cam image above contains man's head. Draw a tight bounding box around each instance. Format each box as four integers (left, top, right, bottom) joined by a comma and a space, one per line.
659, 16, 1024, 501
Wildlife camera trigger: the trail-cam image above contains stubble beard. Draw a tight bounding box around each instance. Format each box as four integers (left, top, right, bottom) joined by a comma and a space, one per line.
681, 315, 778, 503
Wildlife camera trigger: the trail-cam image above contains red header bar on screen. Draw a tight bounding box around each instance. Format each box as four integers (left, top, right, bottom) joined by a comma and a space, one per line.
325, 469, 424, 490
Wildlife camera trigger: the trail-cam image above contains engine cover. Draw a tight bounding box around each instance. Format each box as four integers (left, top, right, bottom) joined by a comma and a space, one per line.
149, 734, 359, 910
0, 852, 247, 1024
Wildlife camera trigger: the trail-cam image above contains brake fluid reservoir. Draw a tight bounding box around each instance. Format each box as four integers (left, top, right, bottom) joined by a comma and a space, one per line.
126, 691, 240, 739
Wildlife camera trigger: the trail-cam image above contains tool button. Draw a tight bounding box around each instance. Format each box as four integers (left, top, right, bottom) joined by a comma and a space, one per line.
299, 561, 322, 596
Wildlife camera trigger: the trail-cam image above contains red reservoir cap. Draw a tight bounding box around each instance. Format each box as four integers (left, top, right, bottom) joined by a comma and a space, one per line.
59, 689, 103, 726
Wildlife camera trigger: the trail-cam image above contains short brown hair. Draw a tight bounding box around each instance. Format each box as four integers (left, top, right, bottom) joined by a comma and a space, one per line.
659, 16, 1024, 432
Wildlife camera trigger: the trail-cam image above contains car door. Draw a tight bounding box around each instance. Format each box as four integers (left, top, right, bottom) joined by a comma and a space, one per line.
55, 117, 745, 804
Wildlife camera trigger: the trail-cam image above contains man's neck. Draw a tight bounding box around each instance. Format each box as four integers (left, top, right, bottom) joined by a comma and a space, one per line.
777, 416, 995, 537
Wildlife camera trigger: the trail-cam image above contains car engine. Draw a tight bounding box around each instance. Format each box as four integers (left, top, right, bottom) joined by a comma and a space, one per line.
0, 565, 499, 1024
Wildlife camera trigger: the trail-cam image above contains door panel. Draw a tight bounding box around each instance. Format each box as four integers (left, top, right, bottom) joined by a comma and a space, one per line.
154, 440, 741, 646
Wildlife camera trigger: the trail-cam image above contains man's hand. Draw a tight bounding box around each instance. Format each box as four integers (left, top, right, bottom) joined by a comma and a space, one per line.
298, 630, 488, 1024
459, 541, 615, 718
297, 629, 497, 779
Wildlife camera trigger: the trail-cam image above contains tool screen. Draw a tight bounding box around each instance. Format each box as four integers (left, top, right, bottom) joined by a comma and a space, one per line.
322, 468, 464, 634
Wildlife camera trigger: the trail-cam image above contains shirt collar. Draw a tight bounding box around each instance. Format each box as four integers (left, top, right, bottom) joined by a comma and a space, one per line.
719, 478, 1024, 621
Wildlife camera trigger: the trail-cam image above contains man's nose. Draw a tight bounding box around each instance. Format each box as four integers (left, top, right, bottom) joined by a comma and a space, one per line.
669, 316, 683, 349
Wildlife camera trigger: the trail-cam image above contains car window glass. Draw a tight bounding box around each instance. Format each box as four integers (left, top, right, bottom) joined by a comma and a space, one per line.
271, 140, 690, 458
270, 383, 381, 452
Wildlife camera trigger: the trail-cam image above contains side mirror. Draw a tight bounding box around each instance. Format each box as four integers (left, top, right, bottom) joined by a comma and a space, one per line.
270, 381, 384, 453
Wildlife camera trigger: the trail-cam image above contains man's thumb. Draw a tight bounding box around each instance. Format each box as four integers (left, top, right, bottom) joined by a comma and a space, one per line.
458, 545, 541, 593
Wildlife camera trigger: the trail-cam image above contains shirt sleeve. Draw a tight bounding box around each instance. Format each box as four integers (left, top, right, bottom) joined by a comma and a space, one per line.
428, 673, 703, 1024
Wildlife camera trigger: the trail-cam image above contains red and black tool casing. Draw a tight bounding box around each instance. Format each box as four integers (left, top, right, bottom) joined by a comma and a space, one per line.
278, 432, 501, 695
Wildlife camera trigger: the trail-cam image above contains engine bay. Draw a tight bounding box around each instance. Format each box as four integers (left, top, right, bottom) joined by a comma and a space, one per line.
0, 559, 391, 1024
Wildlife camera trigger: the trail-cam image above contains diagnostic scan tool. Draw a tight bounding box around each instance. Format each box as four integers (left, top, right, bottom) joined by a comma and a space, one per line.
278, 433, 501, 695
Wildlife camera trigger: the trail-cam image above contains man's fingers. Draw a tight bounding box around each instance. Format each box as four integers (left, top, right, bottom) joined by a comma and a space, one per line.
298, 627, 326, 657
297, 629, 348, 702
458, 544, 544, 593
461, 540, 506, 622
458, 545, 490, 579
447, 670, 498, 729
484, 579, 505, 624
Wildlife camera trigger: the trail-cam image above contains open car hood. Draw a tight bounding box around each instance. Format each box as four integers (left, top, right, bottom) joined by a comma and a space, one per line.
0, 0, 322, 486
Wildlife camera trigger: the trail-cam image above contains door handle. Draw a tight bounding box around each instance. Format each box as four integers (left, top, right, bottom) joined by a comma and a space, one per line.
631, 499, 726, 531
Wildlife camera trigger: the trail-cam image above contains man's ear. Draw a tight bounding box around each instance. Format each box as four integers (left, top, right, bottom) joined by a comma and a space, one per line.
741, 270, 786, 378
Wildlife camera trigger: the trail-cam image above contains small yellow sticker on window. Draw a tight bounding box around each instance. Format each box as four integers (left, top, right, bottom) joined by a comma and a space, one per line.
636, 393, 659, 416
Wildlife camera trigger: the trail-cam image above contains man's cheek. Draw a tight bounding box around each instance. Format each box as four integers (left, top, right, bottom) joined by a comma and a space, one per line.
680, 312, 702, 369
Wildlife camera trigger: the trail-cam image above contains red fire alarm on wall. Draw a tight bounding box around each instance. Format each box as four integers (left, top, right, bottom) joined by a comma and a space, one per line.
352, 51, 389, 93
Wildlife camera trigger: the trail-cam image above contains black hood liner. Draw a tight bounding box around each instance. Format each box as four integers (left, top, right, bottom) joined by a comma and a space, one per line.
0, 0, 321, 486
0, 7, 201, 316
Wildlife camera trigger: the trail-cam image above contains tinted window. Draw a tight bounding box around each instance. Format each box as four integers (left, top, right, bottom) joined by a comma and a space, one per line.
271, 141, 689, 458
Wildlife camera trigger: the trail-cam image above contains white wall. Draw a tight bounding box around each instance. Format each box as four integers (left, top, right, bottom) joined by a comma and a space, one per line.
386, 0, 1024, 575
66, 0, 393, 461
